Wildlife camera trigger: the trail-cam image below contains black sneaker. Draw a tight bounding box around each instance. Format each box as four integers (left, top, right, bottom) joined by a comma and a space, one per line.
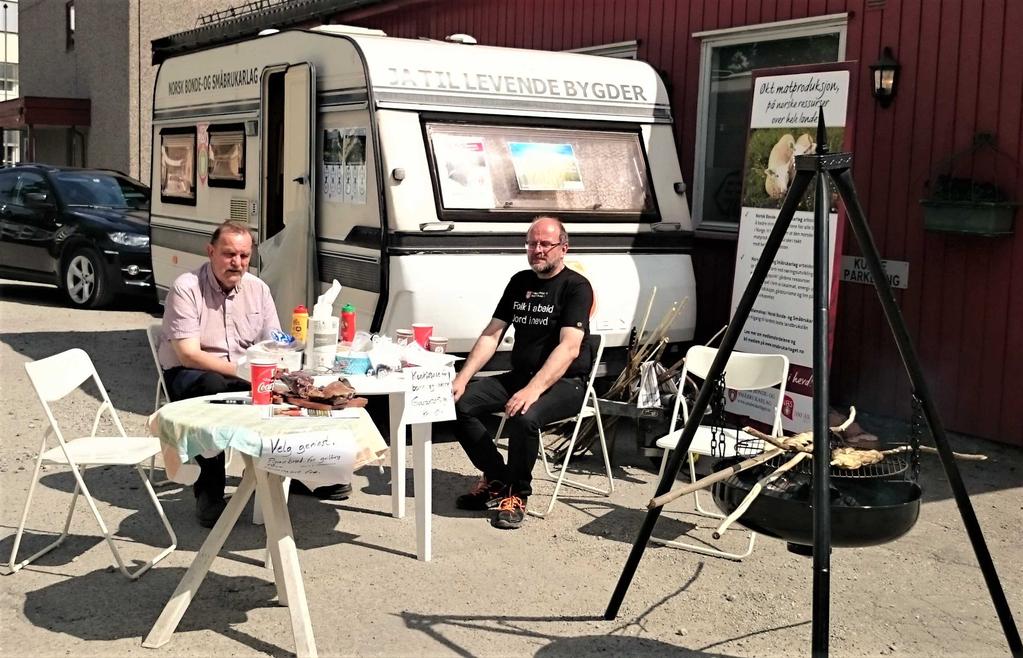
492, 494, 527, 529
290, 480, 352, 501
455, 477, 506, 511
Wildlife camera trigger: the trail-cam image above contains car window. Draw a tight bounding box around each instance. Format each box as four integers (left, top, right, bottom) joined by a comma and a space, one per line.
12, 173, 51, 206
53, 171, 150, 210
0, 171, 16, 204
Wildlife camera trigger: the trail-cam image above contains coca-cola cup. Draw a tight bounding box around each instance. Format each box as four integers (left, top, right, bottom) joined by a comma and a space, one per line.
250, 359, 277, 405
411, 323, 433, 349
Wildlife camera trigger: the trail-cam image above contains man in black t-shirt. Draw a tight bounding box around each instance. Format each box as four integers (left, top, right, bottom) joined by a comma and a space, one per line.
451, 216, 594, 529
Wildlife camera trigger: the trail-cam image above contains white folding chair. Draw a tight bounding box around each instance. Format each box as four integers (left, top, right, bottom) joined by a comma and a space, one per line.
495, 333, 614, 518
144, 324, 174, 484
146, 324, 171, 414
149, 324, 242, 481
653, 345, 789, 560
10, 348, 177, 580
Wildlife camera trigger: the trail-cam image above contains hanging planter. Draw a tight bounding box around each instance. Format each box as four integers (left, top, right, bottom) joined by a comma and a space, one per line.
920, 134, 1019, 237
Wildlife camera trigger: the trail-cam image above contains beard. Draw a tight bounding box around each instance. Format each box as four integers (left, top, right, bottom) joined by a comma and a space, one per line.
530, 258, 557, 275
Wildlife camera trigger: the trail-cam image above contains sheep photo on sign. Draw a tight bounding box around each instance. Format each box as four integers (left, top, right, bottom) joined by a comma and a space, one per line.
741, 127, 843, 210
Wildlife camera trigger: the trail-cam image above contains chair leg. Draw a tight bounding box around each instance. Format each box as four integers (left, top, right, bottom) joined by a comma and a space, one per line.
650, 531, 757, 561
530, 405, 614, 519
8, 457, 79, 573
689, 452, 726, 519
592, 402, 614, 495
650, 450, 757, 560
493, 414, 507, 445
127, 464, 178, 580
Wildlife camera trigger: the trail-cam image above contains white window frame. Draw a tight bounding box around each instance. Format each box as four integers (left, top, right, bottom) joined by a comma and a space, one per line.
567, 40, 638, 60
692, 13, 848, 233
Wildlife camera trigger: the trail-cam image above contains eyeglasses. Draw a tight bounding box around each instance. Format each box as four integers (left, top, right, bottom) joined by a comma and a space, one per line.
524, 240, 565, 251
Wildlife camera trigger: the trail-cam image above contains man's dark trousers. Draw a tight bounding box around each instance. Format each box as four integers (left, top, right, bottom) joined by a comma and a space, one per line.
163, 367, 250, 498
454, 371, 585, 497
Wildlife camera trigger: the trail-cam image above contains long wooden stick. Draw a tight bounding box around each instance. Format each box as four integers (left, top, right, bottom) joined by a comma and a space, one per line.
713, 452, 808, 539
647, 448, 783, 510
637, 287, 657, 344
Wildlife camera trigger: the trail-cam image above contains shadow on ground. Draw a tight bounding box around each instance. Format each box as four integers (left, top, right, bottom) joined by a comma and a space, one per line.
395, 565, 756, 657
20, 566, 290, 655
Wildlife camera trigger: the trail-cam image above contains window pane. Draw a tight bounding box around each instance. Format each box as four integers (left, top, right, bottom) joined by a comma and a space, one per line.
208, 129, 244, 183
161, 132, 195, 202
700, 33, 840, 226
426, 122, 655, 216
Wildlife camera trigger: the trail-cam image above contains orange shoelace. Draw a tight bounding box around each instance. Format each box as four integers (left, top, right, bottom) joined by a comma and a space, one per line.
498, 495, 525, 512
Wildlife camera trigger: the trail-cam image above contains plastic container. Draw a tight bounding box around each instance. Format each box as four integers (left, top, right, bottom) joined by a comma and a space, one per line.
291, 305, 309, 345
307, 316, 340, 370
335, 349, 373, 375
341, 304, 356, 343
246, 340, 303, 374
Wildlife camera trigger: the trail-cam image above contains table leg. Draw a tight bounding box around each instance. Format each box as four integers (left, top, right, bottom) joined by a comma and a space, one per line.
143, 467, 256, 649
412, 423, 432, 562
255, 470, 289, 607
389, 393, 406, 519
256, 469, 319, 658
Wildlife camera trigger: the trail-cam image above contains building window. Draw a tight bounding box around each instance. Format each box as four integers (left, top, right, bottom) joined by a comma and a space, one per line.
0, 63, 17, 94
207, 123, 246, 188
160, 127, 196, 205
567, 40, 638, 60
65, 1, 75, 51
692, 14, 846, 232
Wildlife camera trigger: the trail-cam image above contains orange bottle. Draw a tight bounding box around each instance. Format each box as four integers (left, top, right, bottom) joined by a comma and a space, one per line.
291, 305, 309, 345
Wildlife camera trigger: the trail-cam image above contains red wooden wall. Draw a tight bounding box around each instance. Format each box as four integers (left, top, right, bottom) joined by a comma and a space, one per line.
334, 0, 1023, 446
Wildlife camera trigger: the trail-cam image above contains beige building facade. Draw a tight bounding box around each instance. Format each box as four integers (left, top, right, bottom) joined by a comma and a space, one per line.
18, 0, 238, 178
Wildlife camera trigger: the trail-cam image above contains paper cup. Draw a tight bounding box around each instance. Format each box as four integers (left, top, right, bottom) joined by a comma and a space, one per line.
428, 336, 448, 353
412, 323, 433, 348
395, 328, 413, 346
250, 360, 277, 405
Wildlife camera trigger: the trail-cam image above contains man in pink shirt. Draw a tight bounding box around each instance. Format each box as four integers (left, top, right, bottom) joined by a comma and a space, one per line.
158, 220, 280, 527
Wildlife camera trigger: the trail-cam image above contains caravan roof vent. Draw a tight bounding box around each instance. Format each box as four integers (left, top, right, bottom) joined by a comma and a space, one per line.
445, 33, 478, 45
313, 24, 387, 37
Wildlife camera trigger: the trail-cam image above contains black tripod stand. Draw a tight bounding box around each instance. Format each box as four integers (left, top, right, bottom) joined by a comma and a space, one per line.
604, 112, 1022, 658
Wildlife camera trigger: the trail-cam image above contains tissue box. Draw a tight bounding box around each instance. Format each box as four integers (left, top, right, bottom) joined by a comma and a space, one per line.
335, 350, 372, 375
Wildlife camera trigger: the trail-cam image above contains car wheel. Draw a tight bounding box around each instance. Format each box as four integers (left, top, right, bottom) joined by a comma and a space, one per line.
62, 248, 111, 308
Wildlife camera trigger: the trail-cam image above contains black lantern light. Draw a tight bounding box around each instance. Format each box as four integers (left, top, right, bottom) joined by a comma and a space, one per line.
870, 47, 901, 108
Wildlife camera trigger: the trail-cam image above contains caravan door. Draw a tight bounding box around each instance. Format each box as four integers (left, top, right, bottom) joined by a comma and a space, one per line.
258, 63, 317, 328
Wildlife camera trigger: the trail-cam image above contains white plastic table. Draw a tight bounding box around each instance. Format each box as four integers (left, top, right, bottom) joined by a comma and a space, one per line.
144, 395, 388, 658
343, 374, 434, 562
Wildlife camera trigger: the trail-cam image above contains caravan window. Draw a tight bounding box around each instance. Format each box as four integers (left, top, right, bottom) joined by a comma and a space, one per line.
425, 122, 655, 219
159, 127, 196, 205
207, 124, 246, 188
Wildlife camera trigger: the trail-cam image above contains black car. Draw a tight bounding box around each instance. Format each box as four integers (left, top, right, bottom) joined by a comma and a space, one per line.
0, 164, 153, 308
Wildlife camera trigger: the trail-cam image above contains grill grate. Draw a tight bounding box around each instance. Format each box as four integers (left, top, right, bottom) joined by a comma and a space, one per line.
762, 449, 910, 480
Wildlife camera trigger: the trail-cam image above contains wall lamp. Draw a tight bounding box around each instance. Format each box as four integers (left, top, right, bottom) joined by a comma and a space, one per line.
870, 47, 901, 108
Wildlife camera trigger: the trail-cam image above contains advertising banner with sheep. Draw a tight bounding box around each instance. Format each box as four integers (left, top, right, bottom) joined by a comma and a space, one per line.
729, 64, 854, 433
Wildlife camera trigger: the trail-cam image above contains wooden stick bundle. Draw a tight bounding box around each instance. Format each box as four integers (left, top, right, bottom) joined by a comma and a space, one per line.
647, 447, 784, 510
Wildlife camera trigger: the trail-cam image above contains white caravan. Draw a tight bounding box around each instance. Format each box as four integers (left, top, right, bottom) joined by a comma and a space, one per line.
150, 26, 696, 366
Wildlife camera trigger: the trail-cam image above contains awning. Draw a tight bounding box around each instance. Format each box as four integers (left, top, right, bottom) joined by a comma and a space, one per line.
0, 96, 91, 129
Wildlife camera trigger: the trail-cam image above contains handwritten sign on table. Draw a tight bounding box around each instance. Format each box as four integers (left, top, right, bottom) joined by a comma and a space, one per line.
257, 430, 357, 485
404, 367, 456, 424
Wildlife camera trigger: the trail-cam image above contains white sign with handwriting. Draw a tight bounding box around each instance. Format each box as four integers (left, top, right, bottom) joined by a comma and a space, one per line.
257, 430, 357, 485
404, 367, 456, 425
